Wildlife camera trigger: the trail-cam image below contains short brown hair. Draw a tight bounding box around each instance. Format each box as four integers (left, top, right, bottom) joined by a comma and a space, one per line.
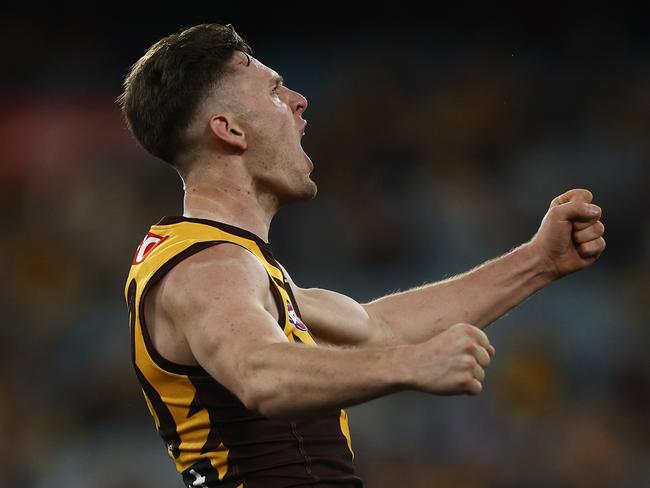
117, 24, 251, 166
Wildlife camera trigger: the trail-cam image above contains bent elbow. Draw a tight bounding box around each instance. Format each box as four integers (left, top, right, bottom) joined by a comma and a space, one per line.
238, 380, 281, 418
242, 385, 299, 420
255, 400, 283, 420
239, 383, 264, 415
235, 346, 306, 420
244, 389, 288, 420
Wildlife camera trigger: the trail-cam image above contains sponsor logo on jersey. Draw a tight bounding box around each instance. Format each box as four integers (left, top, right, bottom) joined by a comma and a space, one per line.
286, 300, 308, 331
133, 232, 168, 264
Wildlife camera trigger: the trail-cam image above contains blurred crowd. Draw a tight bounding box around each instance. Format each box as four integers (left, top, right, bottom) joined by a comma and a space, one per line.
1, 19, 649, 487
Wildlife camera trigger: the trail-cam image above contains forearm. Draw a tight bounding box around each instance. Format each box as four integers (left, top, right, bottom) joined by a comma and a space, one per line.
244, 341, 411, 420
365, 242, 554, 344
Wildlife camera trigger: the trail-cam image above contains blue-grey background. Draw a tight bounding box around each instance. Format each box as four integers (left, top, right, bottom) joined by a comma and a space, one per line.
2, 6, 648, 487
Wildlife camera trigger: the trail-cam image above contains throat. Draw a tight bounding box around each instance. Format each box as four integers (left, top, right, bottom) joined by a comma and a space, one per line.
183, 188, 275, 243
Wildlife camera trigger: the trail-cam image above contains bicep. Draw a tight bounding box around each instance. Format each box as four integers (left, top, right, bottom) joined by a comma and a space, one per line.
164, 245, 288, 407
297, 287, 395, 348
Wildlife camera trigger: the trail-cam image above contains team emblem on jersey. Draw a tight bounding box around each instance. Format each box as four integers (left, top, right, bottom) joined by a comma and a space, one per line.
286, 300, 308, 331
132, 231, 168, 264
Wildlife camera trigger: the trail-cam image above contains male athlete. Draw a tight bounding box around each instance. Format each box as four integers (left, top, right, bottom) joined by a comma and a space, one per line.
119, 24, 605, 488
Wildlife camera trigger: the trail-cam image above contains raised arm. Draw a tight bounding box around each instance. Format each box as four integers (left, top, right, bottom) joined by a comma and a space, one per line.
291, 189, 605, 348
161, 244, 495, 420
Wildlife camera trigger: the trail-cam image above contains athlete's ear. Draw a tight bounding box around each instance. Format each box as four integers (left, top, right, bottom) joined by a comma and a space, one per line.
208, 114, 247, 151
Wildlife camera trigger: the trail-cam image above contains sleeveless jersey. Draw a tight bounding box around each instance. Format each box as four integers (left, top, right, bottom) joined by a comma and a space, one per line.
124, 215, 362, 488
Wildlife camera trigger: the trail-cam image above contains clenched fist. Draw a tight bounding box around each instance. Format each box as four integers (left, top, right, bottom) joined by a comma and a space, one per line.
529, 188, 606, 279
409, 323, 495, 396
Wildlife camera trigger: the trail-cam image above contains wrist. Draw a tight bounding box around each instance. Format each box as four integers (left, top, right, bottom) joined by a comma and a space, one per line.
518, 241, 559, 285
388, 343, 420, 390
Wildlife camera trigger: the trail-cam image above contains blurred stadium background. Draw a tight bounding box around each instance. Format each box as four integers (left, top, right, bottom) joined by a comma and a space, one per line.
1, 6, 649, 487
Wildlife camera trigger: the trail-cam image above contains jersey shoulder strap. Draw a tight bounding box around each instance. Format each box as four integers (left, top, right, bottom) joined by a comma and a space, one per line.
124, 215, 316, 347
125, 215, 283, 293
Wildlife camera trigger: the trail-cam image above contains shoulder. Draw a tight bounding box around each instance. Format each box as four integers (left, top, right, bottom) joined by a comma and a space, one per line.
169, 241, 267, 283
158, 242, 271, 318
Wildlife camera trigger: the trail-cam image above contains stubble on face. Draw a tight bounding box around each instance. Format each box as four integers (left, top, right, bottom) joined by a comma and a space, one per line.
226, 54, 317, 205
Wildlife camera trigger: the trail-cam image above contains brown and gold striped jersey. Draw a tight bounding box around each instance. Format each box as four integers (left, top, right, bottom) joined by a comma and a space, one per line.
124, 215, 362, 487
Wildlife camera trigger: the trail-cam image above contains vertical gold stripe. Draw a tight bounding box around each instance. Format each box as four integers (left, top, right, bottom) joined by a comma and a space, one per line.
134, 290, 231, 475
212, 442, 229, 480
339, 409, 354, 459
142, 390, 161, 430
292, 328, 317, 345
136, 331, 231, 475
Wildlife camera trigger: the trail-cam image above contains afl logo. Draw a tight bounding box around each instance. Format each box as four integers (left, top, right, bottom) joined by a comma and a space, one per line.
286, 300, 308, 331
133, 232, 168, 265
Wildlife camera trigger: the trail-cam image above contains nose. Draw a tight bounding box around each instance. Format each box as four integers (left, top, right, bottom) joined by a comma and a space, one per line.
289, 88, 308, 116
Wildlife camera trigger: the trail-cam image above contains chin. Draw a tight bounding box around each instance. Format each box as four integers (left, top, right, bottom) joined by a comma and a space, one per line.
294, 181, 318, 201
278, 179, 317, 206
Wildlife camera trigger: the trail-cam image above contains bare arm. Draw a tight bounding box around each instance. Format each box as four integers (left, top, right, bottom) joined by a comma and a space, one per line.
365, 189, 606, 343
289, 246, 544, 348
292, 189, 606, 348
363, 243, 547, 344
161, 244, 493, 420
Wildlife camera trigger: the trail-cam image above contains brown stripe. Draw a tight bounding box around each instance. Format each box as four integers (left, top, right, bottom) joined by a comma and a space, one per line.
157, 215, 273, 254
268, 275, 287, 333
127, 278, 137, 363
138, 241, 225, 376
134, 364, 182, 459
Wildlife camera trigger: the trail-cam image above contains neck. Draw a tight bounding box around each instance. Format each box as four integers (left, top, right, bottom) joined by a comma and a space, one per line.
181, 160, 278, 242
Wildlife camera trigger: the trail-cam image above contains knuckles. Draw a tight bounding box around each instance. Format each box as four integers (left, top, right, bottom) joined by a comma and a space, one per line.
461, 338, 476, 353
580, 189, 594, 201
578, 237, 606, 258
459, 354, 476, 369
458, 373, 475, 389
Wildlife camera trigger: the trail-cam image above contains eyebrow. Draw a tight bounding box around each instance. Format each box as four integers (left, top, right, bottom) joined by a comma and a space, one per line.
272, 75, 284, 86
